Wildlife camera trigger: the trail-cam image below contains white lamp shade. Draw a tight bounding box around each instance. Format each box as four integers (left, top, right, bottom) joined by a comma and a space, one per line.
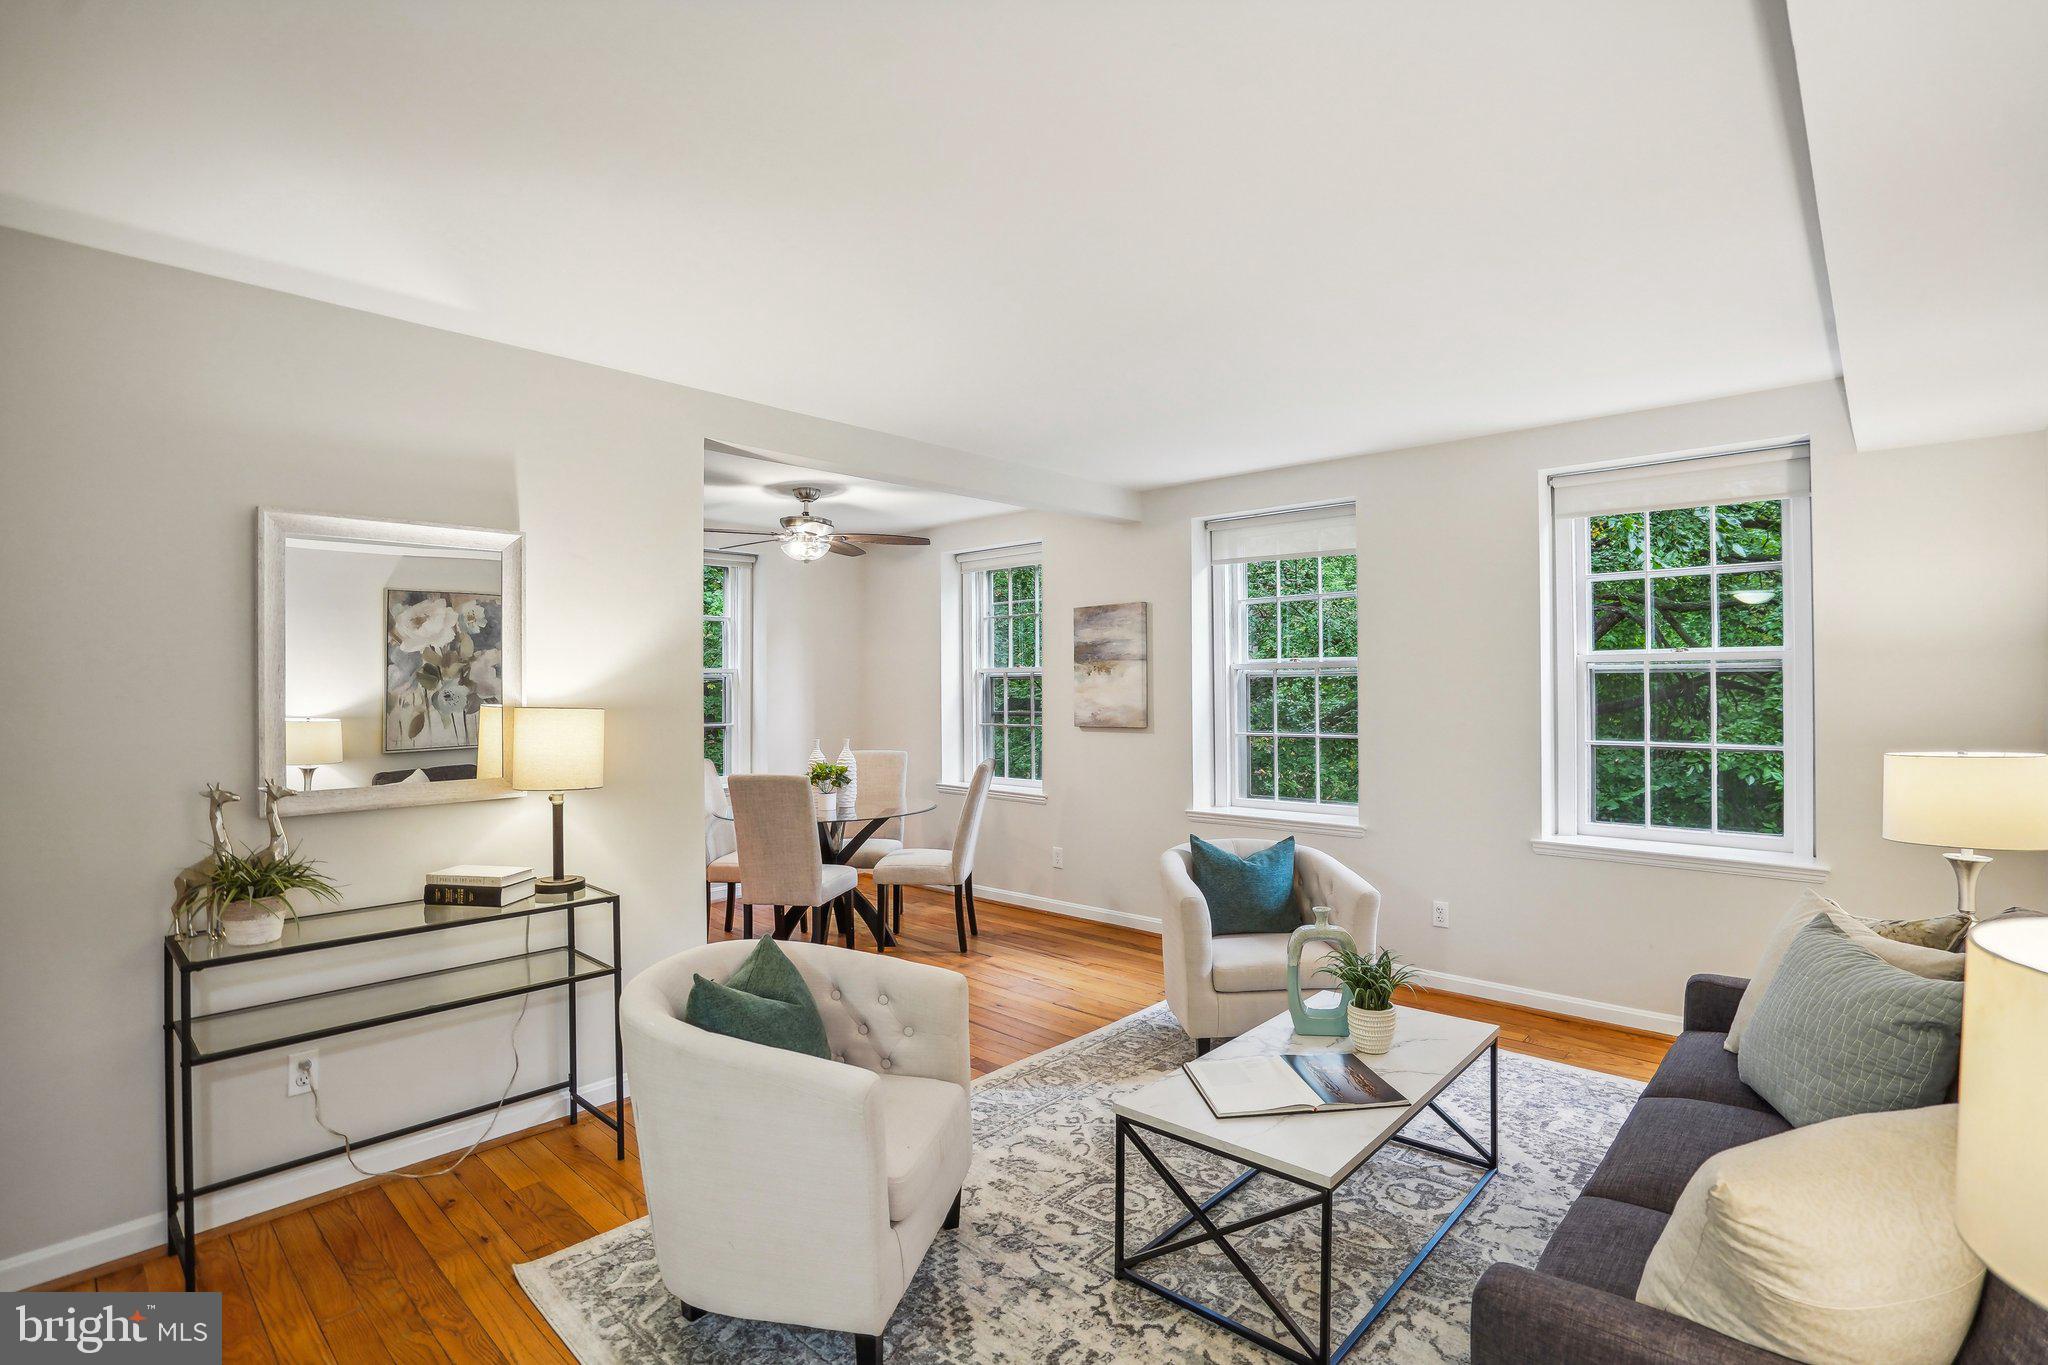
476, 703, 504, 782
1957, 917, 2048, 1308
504, 706, 604, 792
285, 717, 344, 767
1882, 752, 2048, 851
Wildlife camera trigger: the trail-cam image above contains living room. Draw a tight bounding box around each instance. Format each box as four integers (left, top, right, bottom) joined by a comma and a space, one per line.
3, 4, 2045, 1364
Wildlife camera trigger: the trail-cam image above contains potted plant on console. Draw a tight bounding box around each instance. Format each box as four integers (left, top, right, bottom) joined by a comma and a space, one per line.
204, 844, 344, 945
807, 759, 851, 819
1318, 945, 1421, 1054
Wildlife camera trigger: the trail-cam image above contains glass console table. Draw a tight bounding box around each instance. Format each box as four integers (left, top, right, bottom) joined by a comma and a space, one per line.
162, 885, 623, 1290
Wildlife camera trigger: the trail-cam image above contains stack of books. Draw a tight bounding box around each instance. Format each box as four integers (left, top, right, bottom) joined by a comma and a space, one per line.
424, 865, 536, 907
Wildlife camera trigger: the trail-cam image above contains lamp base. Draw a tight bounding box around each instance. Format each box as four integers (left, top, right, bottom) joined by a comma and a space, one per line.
535, 874, 586, 896
1946, 848, 1991, 923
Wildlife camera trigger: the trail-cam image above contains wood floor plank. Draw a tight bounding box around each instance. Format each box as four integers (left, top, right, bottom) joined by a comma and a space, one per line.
307, 1199, 450, 1365
55, 893, 1668, 1361
230, 1226, 336, 1365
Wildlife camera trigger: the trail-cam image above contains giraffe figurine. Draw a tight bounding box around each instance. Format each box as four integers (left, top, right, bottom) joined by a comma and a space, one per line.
170, 784, 239, 937
257, 778, 293, 865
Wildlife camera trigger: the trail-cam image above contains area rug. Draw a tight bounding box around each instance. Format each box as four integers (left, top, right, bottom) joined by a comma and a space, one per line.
516, 1003, 1642, 1363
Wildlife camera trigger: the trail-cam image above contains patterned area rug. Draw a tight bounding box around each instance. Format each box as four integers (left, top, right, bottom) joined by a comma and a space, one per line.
516, 1003, 1641, 1363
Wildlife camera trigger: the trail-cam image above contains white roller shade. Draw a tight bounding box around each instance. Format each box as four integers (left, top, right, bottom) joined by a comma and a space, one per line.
1550, 444, 1809, 520
956, 541, 1042, 572
1207, 503, 1356, 565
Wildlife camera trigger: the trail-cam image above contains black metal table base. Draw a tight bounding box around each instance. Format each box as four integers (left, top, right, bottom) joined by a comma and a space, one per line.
1114, 1040, 1498, 1364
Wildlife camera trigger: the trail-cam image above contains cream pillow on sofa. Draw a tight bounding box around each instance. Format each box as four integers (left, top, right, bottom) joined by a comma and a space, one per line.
1724, 890, 1963, 1052
1637, 1104, 1983, 1365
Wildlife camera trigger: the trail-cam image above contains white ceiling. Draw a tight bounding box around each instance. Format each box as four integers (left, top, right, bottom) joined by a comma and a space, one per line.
0, 0, 1843, 490
703, 445, 1016, 536
0, 3, 2035, 486
1786, 0, 2048, 451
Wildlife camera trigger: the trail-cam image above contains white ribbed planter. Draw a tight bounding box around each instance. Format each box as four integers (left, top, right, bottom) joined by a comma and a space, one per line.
1348, 1005, 1396, 1055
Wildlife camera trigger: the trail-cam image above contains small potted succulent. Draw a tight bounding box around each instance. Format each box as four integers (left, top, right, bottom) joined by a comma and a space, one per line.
1316, 945, 1422, 1055
198, 845, 344, 944
807, 760, 852, 820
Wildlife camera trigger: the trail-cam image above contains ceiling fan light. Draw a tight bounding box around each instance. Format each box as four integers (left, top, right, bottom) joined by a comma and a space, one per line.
781, 532, 831, 562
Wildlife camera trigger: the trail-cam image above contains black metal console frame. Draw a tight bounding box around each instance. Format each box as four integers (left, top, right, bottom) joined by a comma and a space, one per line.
1114, 1039, 1498, 1364
162, 887, 624, 1291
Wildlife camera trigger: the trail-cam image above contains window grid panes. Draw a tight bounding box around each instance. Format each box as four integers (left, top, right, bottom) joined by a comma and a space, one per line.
974, 564, 1043, 784
702, 562, 737, 776
1232, 555, 1359, 807
1582, 501, 1786, 837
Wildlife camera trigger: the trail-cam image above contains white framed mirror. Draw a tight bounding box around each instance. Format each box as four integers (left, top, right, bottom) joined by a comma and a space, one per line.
258, 508, 524, 815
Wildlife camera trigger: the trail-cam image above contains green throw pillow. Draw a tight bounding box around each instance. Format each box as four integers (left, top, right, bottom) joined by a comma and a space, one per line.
1737, 915, 1963, 1127
1189, 835, 1298, 936
683, 937, 831, 1060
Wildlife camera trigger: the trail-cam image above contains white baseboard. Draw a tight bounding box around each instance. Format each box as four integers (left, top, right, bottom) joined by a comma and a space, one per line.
0, 1077, 620, 1292
1412, 969, 1683, 1037
977, 888, 1679, 1035
974, 884, 1162, 934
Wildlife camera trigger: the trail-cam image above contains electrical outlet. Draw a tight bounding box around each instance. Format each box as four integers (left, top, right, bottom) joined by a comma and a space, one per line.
287, 1050, 318, 1097
1431, 900, 1451, 929
1051, 846, 1064, 869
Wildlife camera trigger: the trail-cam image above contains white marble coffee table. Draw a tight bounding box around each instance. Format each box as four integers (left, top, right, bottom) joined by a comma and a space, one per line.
1112, 997, 1500, 1364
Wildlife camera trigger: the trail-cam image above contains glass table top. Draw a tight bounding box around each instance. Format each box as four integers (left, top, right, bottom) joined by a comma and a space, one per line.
711, 802, 936, 823
169, 884, 616, 970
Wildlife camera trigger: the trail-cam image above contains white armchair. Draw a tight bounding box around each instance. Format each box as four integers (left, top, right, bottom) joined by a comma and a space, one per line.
1159, 838, 1381, 1052
621, 939, 972, 1364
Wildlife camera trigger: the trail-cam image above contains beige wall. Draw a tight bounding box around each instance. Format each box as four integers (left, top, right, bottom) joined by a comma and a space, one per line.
862, 383, 2048, 1027
0, 228, 1060, 1283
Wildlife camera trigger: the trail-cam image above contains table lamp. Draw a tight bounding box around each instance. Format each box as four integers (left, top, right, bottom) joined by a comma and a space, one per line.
285, 717, 344, 792
1956, 916, 2048, 1310
494, 705, 604, 895
1882, 752, 2048, 923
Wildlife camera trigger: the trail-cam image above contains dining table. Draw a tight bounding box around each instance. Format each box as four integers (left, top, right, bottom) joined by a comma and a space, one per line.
713, 799, 936, 951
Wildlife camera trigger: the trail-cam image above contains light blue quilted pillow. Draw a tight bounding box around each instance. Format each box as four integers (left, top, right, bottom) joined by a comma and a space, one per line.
1737, 915, 1963, 1127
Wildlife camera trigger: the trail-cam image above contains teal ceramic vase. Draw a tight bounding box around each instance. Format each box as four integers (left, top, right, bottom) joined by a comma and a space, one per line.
1287, 906, 1355, 1035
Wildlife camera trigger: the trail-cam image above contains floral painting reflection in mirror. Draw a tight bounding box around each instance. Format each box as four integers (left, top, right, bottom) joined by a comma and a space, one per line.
384, 589, 504, 752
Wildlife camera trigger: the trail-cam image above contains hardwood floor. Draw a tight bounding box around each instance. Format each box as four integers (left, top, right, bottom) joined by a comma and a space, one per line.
42, 888, 1669, 1363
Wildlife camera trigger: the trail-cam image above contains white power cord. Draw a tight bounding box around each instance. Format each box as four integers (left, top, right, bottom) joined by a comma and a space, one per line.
307, 919, 534, 1181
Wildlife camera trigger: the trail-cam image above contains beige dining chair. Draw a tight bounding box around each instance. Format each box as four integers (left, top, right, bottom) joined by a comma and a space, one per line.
871, 762, 992, 953
703, 759, 745, 934
728, 774, 858, 943
845, 749, 909, 870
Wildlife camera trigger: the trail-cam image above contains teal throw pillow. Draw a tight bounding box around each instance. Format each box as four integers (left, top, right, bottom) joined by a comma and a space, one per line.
1189, 835, 1298, 936
683, 936, 831, 1060
1737, 915, 1963, 1127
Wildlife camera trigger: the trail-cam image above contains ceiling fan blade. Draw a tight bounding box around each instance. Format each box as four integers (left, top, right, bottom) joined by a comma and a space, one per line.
704, 526, 779, 536
832, 533, 932, 546
710, 537, 781, 550
827, 539, 867, 557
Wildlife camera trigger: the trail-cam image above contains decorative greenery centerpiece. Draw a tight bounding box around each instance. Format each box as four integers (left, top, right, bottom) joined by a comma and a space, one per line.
1316, 945, 1421, 1055
807, 760, 852, 817
188, 845, 343, 944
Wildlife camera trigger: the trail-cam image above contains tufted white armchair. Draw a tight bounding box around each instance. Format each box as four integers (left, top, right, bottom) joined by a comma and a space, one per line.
621, 939, 972, 1365
1159, 838, 1381, 1052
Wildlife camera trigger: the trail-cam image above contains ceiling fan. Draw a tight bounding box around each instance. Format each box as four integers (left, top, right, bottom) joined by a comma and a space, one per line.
705, 486, 932, 562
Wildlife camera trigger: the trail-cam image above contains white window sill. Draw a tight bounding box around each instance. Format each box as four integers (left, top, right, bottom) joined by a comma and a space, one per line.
1529, 835, 1829, 882
1185, 806, 1366, 839
937, 780, 1047, 805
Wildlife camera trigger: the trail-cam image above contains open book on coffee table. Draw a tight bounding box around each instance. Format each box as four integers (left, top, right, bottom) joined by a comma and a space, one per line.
1184, 1051, 1407, 1119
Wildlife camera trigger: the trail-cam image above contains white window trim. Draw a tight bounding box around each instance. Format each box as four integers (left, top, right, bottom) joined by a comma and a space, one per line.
956, 543, 1044, 794
704, 551, 754, 777
1198, 504, 1361, 823
1539, 445, 1818, 872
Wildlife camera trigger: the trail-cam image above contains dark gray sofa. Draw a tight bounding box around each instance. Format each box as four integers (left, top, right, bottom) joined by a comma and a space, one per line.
1470, 972, 2048, 1364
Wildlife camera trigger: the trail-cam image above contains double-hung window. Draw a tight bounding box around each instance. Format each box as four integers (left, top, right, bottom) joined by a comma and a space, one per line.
958, 544, 1044, 790
1547, 444, 1813, 859
1205, 504, 1360, 815
701, 554, 752, 776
